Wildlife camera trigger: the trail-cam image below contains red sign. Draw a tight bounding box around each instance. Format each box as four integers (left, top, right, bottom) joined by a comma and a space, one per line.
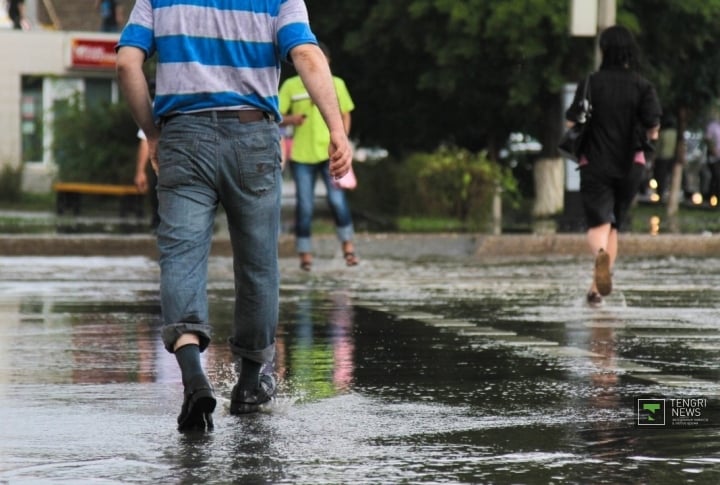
70, 38, 118, 70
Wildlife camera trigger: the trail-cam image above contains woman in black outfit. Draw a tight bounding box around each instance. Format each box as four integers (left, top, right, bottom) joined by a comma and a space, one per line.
565, 25, 662, 305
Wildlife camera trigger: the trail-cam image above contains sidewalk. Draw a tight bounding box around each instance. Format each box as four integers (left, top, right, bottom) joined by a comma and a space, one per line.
3, 181, 720, 261
1, 231, 719, 260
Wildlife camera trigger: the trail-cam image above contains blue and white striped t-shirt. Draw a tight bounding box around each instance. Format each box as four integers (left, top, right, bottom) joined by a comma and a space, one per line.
117, 0, 317, 121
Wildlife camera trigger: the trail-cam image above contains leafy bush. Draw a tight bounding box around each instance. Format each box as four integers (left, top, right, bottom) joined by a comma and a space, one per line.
347, 156, 403, 229
395, 146, 518, 229
52, 95, 138, 184
0, 164, 23, 202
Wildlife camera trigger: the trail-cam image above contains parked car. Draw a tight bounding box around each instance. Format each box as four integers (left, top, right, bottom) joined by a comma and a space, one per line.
499, 132, 542, 198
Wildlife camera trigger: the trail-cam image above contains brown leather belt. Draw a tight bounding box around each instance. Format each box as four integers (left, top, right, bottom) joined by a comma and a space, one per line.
165, 109, 274, 123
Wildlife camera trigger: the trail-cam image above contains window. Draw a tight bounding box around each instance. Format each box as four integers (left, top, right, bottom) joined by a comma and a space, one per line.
20, 76, 44, 163
85, 78, 115, 109
20, 76, 117, 165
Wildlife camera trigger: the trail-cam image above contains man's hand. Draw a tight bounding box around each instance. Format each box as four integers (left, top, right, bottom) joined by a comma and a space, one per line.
284, 114, 307, 126
134, 170, 148, 193
148, 137, 159, 174
328, 129, 353, 179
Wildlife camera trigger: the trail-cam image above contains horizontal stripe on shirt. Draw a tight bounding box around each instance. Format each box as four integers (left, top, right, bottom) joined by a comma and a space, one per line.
154, 5, 274, 42
153, 0, 280, 14
154, 91, 279, 117
156, 36, 276, 68
117, 0, 316, 120
155, 64, 278, 99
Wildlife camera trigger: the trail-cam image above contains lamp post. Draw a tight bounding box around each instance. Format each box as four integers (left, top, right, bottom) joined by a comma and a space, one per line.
595, 0, 616, 67
25, 0, 37, 28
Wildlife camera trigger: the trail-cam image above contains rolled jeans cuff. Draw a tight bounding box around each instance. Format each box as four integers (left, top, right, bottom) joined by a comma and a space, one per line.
296, 236, 312, 254
336, 224, 354, 243
161, 322, 212, 353
228, 337, 276, 364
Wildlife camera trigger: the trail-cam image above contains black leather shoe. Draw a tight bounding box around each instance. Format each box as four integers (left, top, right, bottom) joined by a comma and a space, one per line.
230, 374, 276, 415
177, 374, 217, 432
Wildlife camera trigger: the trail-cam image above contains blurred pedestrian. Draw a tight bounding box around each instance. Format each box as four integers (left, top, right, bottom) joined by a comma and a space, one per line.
565, 25, 661, 306
116, 0, 352, 432
704, 109, 720, 204
8, 0, 27, 30
279, 42, 358, 271
95, 0, 119, 32
653, 116, 677, 202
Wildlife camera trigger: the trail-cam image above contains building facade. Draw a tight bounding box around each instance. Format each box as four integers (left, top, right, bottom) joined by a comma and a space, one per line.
1, 1, 128, 192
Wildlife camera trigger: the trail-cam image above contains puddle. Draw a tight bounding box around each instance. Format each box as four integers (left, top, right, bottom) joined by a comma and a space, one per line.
1, 255, 719, 483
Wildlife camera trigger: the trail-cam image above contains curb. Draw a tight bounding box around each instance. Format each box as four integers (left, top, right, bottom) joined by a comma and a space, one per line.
1, 233, 719, 259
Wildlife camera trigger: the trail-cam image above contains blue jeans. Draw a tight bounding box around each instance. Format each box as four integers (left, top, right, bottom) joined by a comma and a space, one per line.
157, 112, 281, 365
289, 160, 354, 254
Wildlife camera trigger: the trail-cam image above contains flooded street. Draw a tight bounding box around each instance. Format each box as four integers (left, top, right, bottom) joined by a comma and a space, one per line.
1, 253, 719, 484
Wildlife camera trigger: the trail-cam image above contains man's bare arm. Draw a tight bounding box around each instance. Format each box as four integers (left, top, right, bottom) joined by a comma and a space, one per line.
290, 43, 353, 177
116, 46, 160, 171
116, 47, 156, 136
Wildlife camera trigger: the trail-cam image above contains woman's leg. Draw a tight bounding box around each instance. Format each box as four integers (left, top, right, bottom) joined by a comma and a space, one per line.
290, 161, 318, 269
581, 167, 617, 299
606, 227, 618, 269
320, 162, 358, 265
587, 223, 613, 296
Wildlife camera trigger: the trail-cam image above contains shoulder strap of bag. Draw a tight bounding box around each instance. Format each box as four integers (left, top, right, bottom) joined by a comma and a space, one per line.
576, 74, 593, 123
582, 74, 592, 102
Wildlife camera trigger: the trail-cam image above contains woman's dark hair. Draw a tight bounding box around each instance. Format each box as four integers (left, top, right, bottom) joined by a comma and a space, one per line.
599, 25, 639, 70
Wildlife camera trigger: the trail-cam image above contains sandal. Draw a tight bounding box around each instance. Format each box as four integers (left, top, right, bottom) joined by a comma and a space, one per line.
594, 249, 612, 296
586, 291, 603, 306
299, 253, 312, 272
344, 252, 359, 267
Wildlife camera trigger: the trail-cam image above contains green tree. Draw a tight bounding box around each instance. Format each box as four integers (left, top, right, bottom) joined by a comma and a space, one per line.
305, 1, 720, 225
306, 0, 593, 221
53, 96, 138, 184
305, 0, 593, 159
625, 0, 720, 222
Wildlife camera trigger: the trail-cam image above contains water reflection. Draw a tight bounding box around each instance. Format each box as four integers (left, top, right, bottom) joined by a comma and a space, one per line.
283, 289, 355, 401
578, 312, 638, 462
2, 256, 720, 484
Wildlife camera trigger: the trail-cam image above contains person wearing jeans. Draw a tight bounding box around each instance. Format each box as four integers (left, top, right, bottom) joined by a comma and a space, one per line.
156, 113, 282, 369
116, 0, 353, 432
280, 42, 358, 271
290, 157, 355, 267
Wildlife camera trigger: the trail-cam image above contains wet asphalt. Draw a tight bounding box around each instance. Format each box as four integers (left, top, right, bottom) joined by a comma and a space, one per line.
1, 231, 720, 484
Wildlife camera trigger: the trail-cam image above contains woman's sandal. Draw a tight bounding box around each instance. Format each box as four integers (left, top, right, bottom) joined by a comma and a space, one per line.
300, 260, 312, 272
344, 252, 359, 267
586, 291, 603, 306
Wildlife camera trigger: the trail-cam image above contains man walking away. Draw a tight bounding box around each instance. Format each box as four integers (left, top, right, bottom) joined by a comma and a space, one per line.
116, 0, 353, 432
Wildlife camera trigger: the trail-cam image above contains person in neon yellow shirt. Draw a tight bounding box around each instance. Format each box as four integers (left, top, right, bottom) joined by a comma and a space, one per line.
279, 43, 358, 271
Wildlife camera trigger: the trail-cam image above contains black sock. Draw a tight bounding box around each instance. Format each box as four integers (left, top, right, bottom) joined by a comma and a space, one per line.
238, 358, 262, 390
175, 344, 204, 387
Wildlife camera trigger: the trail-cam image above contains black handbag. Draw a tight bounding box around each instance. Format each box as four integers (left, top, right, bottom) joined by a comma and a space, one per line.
558, 75, 592, 161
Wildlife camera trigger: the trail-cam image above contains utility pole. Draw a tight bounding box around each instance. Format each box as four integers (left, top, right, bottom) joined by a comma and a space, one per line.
25, 0, 37, 28
595, 0, 616, 68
